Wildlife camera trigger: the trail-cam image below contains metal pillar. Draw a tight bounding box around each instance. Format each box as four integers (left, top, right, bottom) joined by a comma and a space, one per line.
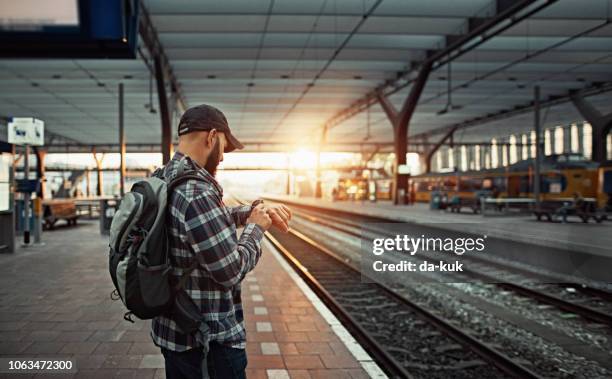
23, 145, 31, 245
155, 56, 173, 164
34, 147, 46, 199
377, 61, 433, 204
119, 83, 126, 197
534, 86, 542, 208
571, 92, 612, 163
563, 125, 571, 154
85, 169, 91, 197
93, 148, 103, 196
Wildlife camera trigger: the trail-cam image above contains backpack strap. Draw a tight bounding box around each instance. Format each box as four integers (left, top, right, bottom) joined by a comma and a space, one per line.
166, 168, 207, 292
175, 259, 199, 291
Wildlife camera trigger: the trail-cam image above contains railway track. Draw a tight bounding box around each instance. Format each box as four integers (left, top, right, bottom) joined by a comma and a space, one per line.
287, 205, 612, 327
229, 195, 542, 378
265, 227, 541, 378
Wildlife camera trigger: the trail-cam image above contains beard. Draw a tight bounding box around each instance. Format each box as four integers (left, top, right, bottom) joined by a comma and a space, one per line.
204, 138, 221, 177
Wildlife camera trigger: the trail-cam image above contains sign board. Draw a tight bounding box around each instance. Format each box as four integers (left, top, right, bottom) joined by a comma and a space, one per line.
7, 117, 44, 146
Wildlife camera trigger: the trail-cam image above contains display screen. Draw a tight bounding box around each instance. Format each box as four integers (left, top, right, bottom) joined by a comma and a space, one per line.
0, 0, 79, 31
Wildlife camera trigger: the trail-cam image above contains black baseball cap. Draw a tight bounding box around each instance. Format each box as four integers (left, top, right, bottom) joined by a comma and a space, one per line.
177, 104, 244, 153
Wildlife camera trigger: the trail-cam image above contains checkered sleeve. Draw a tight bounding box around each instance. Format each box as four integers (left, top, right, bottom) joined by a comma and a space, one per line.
226, 205, 253, 227
184, 194, 264, 289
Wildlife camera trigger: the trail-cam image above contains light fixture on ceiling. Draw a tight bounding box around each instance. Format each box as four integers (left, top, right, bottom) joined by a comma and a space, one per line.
436, 61, 463, 115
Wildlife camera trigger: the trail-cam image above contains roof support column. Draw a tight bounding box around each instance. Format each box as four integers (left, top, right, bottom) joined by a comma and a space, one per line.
570, 92, 612, 162
118, 83, 126, 197
154, 56, 173, 164
92, 147, 104, 196
377, 61, 433, 205
33, 147, 46, 199
534, 86, 542, 208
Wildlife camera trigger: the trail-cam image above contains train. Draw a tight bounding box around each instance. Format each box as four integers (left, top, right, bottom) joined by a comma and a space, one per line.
410, 154, 612, 210
331, 154, 612, 211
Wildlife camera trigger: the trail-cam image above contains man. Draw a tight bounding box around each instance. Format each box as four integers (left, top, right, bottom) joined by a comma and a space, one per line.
151, 104, 292, 379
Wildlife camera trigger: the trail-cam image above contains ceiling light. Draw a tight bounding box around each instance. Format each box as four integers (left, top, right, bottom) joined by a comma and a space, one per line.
353, 75, 362, 80
247, 82, 254, 87
52, 74, 62, 79
281, 75, 290, 79
123, 75, 133, 79
207, 75, 216, 79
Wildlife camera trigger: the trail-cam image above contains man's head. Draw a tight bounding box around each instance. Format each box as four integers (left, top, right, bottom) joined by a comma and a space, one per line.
176, 104, 243, 176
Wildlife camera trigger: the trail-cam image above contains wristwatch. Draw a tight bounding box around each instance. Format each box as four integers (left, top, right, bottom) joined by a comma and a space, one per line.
250, 199, 264, 215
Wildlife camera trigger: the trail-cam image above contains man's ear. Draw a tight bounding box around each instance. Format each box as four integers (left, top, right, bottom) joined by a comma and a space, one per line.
207, 129, 218, 148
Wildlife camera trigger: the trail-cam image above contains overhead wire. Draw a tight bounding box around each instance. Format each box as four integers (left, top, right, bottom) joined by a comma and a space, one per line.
237, 0, 276, 128
270, 0, 384, 138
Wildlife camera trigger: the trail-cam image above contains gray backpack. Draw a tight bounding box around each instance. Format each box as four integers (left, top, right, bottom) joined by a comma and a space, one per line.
108, 170, 202, 322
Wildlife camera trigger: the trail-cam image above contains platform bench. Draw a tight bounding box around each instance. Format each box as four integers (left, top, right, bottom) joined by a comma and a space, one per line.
447, 196, 480, 214
43, 200, 79, 229
533, 200, 603, 223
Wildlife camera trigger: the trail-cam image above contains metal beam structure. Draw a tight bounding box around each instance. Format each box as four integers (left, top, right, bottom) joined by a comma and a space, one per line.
154, 56, 173, 163
570, 92, 612, 163
43, 141, 528, 154
324, 0, 556, 131
377, 61, 433, 204
412, 79, 612, 142
534, 86, 542, 208
138, 1, 187, 114
118, 83, 126, 196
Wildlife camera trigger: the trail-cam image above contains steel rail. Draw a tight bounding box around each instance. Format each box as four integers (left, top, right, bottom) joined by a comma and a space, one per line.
286, 204, 612, 326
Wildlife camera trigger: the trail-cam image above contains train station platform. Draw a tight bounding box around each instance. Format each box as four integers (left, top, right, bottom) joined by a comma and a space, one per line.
0, 221, 380, 378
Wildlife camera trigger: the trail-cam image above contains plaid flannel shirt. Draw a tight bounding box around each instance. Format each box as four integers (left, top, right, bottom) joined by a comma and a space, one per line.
151, 152, 264, 351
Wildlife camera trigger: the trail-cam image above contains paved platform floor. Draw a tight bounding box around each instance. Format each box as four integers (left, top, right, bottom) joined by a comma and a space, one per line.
0, 221, 374, 379
263, 194, 612, 259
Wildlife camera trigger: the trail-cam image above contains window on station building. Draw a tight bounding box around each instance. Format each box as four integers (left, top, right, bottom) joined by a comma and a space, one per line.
544, 129, 552, 156
521, 134, 529, 160
509, 135, 518, 163
460, 145, 468, 171
608, 134, 612, 160
490, 138, 498, 168
501, 144, 508, 166
530, 131, 536, 158
554, 127, 564, 154
583, 122, 592, 159
475, 145, 481, 171
436, 151, 442, 171
570, 124, 579, 153
448, 147, 455, 170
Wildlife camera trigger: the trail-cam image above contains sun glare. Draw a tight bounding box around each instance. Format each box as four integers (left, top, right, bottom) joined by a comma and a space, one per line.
290, 148, 319, 169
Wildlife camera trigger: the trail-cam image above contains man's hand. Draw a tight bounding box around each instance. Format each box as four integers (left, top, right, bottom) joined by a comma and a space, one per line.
265, 204, 292, 233
247, 204, 272, 230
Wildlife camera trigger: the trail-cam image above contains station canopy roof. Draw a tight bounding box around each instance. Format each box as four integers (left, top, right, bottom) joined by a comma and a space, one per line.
1, 0, 612, 153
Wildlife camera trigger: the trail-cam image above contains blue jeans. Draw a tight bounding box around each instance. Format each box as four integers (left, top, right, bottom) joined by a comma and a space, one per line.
161, 342, 247, 379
